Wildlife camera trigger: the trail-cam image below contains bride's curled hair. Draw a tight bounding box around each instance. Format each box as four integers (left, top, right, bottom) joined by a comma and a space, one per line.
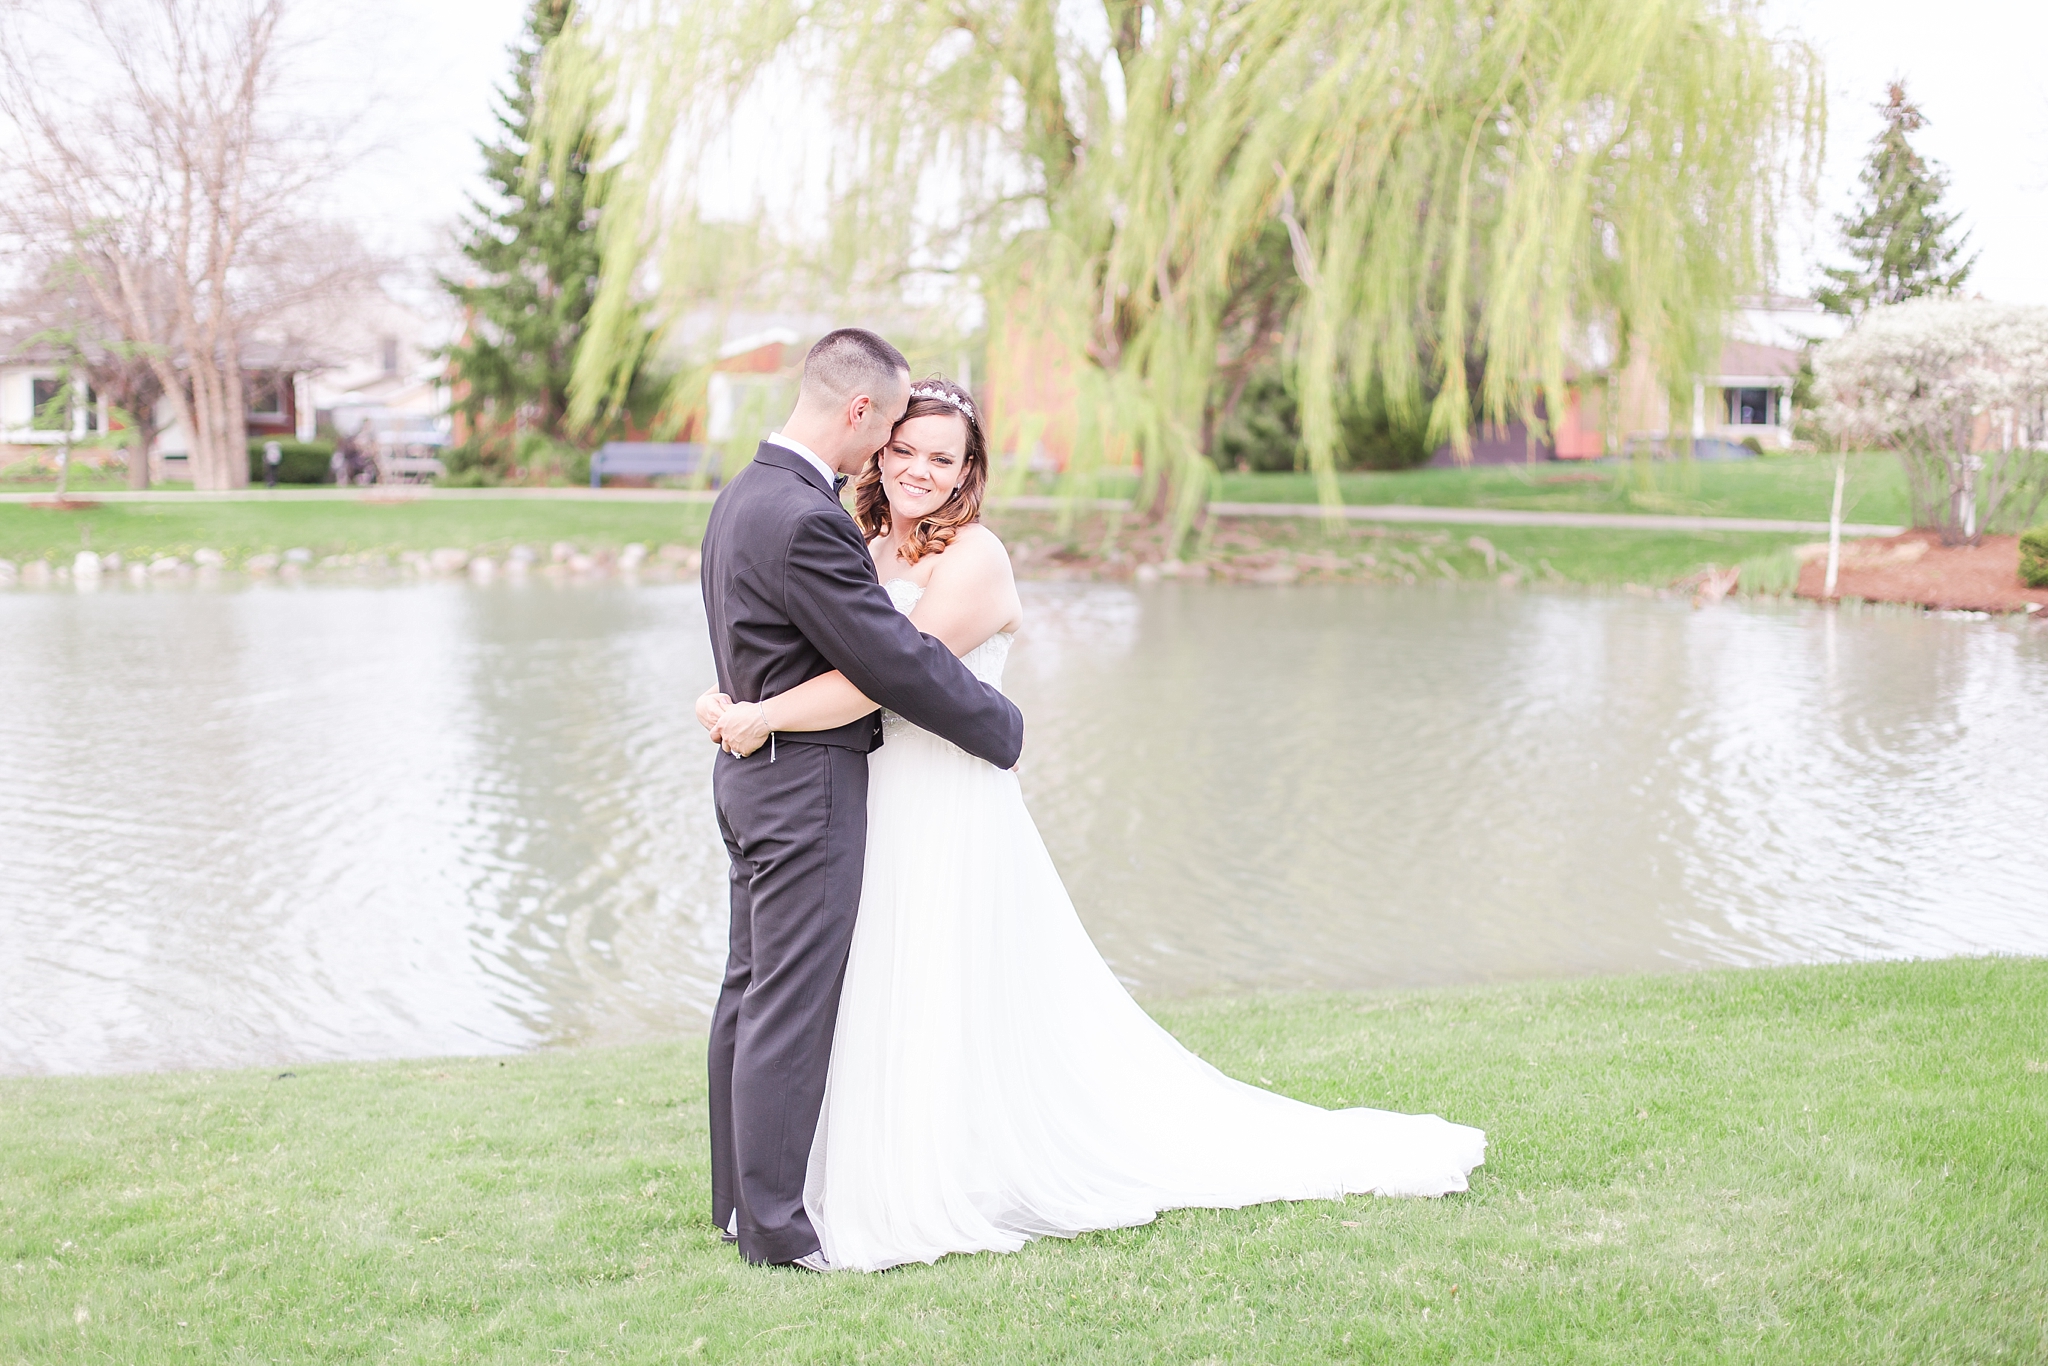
853, 375, 988, 564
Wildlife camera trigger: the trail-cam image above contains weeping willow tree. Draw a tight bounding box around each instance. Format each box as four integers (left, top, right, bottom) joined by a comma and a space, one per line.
544, 0, 1819, 524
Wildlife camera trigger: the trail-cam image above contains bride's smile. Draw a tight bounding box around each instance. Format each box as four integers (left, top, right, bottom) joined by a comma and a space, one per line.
880, 414, 966, 519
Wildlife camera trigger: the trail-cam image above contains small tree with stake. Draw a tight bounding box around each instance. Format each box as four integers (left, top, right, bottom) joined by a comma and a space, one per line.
1815, 299, 2048, 545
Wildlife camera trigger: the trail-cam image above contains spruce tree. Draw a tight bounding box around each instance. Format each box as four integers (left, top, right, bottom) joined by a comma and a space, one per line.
1819, 81, 1974, 316
442, 0, 610, 458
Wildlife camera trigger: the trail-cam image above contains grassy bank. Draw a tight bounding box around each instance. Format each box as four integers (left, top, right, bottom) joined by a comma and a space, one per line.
997, 507, 1811, 591
4, 958, 2042, 1363
1049, 452, 1912, 527
3, 450, 1912, 524
0, 498, 713, 569
0, 496, 1812, 592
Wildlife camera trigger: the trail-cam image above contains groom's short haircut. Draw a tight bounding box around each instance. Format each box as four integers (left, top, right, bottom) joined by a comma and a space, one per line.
801, 328, 909, 406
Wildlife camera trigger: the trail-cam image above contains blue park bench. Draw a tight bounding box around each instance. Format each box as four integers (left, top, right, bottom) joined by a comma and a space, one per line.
589, 442, 722, 489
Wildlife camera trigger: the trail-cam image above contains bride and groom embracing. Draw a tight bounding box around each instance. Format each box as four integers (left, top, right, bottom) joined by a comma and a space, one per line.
695, 327, 1485, 1274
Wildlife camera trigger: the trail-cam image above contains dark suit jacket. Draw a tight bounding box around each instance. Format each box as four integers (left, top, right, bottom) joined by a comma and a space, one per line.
699, 441, 1024, 768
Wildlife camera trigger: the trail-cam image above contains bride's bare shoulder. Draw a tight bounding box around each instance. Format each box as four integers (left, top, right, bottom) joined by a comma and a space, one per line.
928, 523, 1024, 632
937, 523, 1011, 573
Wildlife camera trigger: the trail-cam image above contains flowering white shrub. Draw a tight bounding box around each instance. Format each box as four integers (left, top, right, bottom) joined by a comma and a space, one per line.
1814, 298, 2048, 540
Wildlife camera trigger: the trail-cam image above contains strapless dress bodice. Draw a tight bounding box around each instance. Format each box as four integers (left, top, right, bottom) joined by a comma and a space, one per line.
883, 578, 1012, 689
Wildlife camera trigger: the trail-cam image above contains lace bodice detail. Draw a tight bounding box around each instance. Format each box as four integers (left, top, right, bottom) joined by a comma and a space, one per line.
880, 579, 1012, 740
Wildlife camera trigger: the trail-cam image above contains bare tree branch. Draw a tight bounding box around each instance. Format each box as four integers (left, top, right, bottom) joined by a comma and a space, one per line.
0, 0, 379, 488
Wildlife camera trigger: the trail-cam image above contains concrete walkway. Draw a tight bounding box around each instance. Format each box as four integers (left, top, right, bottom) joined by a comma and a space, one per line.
0, 487, 720, 505
0, 485, 1904, 537
996, 494, 1904, 538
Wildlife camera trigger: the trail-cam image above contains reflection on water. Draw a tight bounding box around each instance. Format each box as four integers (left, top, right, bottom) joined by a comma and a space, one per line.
2, 579, 2043, 1074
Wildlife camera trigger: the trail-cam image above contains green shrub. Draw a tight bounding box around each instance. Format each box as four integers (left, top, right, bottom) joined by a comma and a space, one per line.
247, 438, 336, 484
1213, 372, 1300, 472
2021, 525, 2048, 588
509, 431, 590, 486
1211, 368, 1432, 473
1740, 436, 1764, 457
437, 465, 501, 488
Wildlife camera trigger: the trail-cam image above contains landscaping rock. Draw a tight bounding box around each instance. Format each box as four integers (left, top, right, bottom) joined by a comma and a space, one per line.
245, 553, 280, 574
73, 551, 102, 578
0, 559, 17, 584
507, 544, 538, 564
21, 560, 50, 585
148, 557, 184, 576
429, 547, 470, 574
283, 547, 312, 564
620, 542, 648, 569
193, 548, 226, 567
550, 541, 575, 563
468, 556, 498, 581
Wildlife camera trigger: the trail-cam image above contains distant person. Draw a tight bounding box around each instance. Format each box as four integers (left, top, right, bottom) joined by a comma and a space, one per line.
692, 331, 1486, 1275
329, 444, 346, 486
263, 440, 282, 489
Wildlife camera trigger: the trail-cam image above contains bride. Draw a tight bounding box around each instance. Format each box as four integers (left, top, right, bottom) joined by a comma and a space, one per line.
697, 377, 1485, 1272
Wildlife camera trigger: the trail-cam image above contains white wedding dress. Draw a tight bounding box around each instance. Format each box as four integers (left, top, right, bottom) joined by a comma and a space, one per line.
803, 579, 1486, 1272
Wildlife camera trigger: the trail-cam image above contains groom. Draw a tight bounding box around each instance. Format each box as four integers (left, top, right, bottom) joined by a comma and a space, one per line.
699, 327, 1025, 1269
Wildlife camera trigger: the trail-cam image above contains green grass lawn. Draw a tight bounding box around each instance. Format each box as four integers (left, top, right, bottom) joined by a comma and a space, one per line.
1045, 452, 1911, 527
8, 451, 1909, 528
1000, 507, 1812, 590
0, 498, 714, 567
0, 496, 1808, 591
4, 957, 2041, 1363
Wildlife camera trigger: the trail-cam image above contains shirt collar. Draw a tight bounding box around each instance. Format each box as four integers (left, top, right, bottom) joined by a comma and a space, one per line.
765, 432, 839, 489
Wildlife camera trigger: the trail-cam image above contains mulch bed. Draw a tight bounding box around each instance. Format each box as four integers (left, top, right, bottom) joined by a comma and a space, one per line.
1796, 532, 2048, 613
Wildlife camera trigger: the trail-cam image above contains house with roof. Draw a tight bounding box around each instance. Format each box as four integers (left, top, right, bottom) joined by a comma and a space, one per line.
0, 338, 310, 477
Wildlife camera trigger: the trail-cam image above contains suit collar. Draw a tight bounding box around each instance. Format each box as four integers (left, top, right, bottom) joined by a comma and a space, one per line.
751, 441, 843, 500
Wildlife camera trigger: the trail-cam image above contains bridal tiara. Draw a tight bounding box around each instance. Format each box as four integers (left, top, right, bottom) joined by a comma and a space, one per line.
909, 384, 976, 421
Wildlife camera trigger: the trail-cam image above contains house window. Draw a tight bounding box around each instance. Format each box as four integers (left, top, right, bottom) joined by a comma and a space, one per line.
30, 377, 66, 430
246, 372, 284, 418
1725, 387, 1774, 426
380, 336, 399, 375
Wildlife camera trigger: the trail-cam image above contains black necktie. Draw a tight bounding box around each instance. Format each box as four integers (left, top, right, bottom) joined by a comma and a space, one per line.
833, 474, 849, 495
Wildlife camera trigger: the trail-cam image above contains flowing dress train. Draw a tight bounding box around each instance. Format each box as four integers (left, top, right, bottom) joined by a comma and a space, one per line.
803, 579, 1485, 1272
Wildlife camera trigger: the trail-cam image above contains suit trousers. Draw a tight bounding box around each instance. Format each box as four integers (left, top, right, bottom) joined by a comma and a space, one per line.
708, 739, 869, 1265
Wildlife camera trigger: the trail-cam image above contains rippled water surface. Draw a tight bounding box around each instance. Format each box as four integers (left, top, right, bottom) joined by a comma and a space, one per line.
3, 579, 2044, 1074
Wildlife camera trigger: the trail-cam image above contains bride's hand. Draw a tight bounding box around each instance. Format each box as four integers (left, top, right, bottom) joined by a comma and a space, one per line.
715, 701, 773, 758
695, 687, 733, 735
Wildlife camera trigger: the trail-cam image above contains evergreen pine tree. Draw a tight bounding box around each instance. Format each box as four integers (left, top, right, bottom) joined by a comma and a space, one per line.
1818, 81, 1975, 316
442, 0, 620, 463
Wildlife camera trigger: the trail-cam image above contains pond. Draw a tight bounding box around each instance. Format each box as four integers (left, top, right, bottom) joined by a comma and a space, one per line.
3, 578, 2044, 1075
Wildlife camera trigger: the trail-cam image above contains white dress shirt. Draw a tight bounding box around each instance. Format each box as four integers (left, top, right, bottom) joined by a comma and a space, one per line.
764, 432, 839, 489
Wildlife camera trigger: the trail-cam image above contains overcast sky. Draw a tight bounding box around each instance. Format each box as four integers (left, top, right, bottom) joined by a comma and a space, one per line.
1766, 0, 2048, 306
350, 0, 2048, 307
